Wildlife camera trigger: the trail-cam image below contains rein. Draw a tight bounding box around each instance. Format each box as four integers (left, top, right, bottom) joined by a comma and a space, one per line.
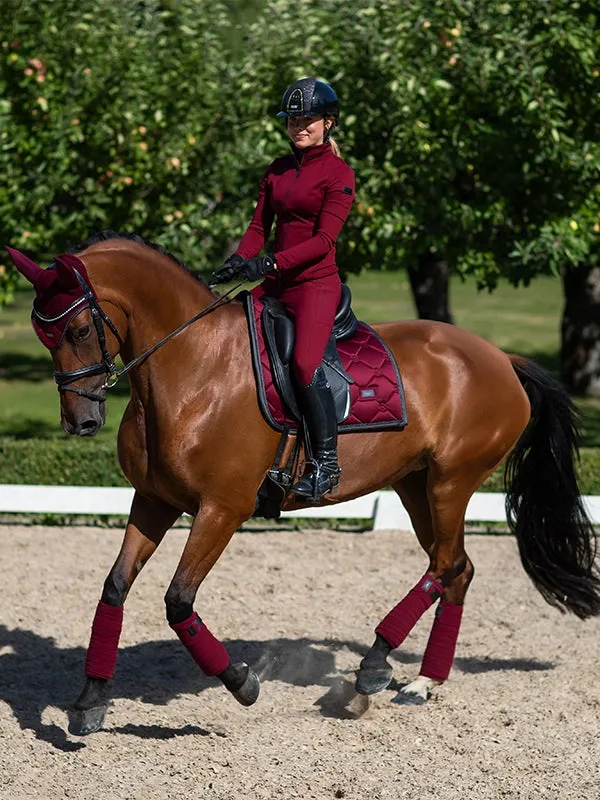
50, 272, 245, 402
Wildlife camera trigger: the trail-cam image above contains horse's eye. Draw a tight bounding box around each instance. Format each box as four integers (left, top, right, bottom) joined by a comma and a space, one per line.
70, 324, 91, 342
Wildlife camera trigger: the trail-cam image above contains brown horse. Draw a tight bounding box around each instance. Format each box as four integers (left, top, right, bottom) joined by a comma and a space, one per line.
7, 233, 599, 736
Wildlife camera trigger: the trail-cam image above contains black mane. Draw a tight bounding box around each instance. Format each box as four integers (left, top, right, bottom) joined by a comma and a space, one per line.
68, 230, 205, 282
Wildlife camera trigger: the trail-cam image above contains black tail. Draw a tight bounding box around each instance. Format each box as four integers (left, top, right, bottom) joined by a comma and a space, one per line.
505, 356, 600, 619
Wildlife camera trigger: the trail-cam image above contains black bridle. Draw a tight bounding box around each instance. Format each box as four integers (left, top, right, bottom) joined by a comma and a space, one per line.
44, 270, 244, 403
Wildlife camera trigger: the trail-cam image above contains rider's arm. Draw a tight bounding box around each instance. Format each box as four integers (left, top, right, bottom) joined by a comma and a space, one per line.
236, 167, 276, 259
274, 167, 355, 271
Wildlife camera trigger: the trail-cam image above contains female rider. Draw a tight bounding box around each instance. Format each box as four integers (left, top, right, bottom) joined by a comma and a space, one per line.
211, 77, 355, 502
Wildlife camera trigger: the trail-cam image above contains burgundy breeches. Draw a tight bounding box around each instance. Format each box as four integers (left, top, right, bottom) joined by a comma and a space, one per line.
252, 273, 342, 386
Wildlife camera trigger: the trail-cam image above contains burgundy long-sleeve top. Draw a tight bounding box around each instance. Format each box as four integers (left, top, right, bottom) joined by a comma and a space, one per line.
236, 142, 355, 284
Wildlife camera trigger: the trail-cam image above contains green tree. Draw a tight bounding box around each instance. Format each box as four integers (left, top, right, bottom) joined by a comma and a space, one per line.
0, 0, 237, 303
2, 0, 599, 394
237, 0, 600, 393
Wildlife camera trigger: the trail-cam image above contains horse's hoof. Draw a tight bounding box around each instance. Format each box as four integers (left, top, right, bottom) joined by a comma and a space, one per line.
68, 704, 108, 735
392, 676, 440, 705
355, 666, 393, 696
392, 690, 428, 706
231, 665, 260, 707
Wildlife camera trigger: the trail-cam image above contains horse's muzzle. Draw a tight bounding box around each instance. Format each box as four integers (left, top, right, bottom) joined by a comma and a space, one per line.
62, 401, 106, 437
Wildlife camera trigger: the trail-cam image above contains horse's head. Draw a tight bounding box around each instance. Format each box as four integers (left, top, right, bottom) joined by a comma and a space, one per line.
5, 246, 124, 437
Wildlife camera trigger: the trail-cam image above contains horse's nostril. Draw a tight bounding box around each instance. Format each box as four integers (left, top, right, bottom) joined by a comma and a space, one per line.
78, 419, 100, 436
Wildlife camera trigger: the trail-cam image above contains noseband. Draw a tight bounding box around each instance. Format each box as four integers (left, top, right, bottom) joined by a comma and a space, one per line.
45, 270, 243, 403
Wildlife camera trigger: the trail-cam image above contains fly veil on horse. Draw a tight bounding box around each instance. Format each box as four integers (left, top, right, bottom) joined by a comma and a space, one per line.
7, 234, 599, 736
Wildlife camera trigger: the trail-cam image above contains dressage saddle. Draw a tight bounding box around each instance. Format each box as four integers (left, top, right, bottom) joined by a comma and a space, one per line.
256, 282, 358, 423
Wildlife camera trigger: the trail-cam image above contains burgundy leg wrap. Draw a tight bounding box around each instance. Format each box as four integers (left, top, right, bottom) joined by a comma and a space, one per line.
85, 601, 124, 680
419, 602, 464, 682
170, 613, 230, 677
375, 574, 444, 649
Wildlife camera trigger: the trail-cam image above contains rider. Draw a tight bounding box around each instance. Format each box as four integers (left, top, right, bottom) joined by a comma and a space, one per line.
211, 77, 355, 502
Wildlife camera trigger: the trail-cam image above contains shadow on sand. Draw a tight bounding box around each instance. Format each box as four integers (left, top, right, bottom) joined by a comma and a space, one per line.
0, 624, 553, 750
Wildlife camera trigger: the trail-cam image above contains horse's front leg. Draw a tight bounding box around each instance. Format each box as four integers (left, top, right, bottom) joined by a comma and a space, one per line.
165, 501, 260, 708
69, 492, 181, 735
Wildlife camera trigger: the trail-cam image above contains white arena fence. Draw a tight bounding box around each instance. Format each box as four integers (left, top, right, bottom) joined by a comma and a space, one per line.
1, 485, 599, 530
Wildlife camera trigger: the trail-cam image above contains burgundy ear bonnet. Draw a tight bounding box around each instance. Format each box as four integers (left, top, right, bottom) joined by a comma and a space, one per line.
5, 247, 98, 350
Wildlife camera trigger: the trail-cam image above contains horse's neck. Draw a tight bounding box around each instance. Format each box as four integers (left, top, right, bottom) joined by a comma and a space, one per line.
88, 244, 223, 390
125, 261, 212, 356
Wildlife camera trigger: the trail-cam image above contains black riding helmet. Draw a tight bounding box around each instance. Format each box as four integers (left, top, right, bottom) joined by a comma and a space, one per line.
277, 77, 340, 124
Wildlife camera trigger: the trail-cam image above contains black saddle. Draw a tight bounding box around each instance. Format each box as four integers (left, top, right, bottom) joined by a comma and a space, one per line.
258, 283, 358, 422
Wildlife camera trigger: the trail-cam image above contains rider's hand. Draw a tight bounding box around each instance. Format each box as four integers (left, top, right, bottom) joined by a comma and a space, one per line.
210, 253, 244, 285
240, 254, 277, 282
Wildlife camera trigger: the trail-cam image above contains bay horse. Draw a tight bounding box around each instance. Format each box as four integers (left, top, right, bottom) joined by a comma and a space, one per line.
6, 233, 600, 736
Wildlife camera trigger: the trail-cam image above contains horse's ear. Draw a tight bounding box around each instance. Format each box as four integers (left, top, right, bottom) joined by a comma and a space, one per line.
54, 254, 82, 290
4, 246, 42, 285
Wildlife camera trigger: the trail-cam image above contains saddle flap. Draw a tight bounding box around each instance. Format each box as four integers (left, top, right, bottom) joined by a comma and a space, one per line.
260, 297, 300, 419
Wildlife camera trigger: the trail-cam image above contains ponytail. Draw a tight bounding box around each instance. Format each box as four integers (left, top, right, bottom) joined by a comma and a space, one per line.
329, 136, 341, 157
325, 114, 341, 157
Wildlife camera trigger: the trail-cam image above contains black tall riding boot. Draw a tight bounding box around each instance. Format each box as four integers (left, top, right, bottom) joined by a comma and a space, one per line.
291, 366, 341, 502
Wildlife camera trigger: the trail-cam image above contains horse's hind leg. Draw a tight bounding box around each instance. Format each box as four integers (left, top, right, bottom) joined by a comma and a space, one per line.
356, 468, 473, 700
395, 470, 475, 704
69, 492, 181, 735
394, 563, 473, 704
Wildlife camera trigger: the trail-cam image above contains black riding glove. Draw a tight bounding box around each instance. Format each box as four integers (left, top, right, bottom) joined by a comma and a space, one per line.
210, 253, 244, 285
240, 254, 277, 282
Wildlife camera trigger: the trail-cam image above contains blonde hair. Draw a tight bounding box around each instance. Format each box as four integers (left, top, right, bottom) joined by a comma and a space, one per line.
326, 116, 341, 157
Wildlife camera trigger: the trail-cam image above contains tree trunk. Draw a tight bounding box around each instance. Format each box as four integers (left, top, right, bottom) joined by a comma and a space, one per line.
561, 264, 600, 397
407, 253, 454, 323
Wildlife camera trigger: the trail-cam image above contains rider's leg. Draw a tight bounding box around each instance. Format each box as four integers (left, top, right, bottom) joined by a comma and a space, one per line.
279, 275, 342, 501
292, 364, 341, 500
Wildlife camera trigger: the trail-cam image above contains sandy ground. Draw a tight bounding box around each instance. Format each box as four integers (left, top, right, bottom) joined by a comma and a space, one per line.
0, 523, 599, 800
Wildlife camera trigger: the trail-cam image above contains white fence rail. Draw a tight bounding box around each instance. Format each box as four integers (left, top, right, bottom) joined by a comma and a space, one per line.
1, 485, 599, 530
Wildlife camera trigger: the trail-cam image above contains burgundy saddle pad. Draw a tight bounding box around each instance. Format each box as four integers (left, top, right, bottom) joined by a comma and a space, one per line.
245, 293, 408, 435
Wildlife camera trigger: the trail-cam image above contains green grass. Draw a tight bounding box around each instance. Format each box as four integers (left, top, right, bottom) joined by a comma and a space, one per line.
348, 271, 563, 370
1, 271, 598, 489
